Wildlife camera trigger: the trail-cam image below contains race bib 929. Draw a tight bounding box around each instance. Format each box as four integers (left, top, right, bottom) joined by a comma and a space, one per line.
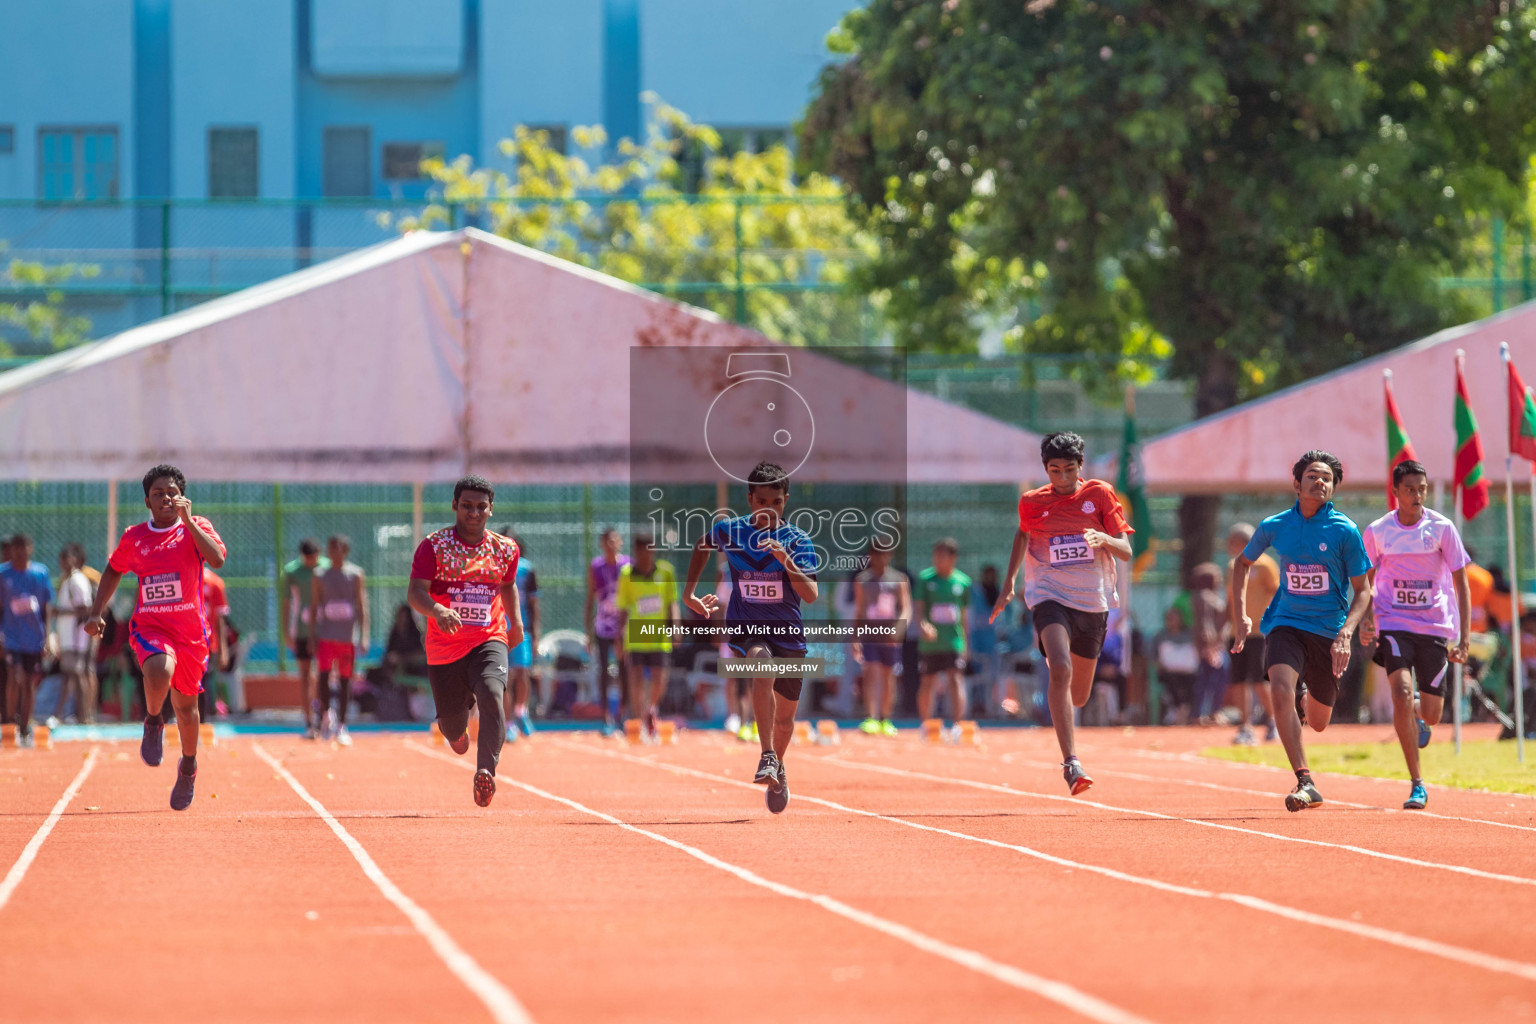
1285, 564, 1329, 594
1048, 534, 1093, 567
140, 572, 184, 606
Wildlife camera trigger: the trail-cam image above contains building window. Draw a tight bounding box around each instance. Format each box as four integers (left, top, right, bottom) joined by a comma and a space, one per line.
208, 127, 259, 198
323, 126, 371, 196
38, 127, 119, 200
381, 141, 444, 181
676, 125, 792, 191
524, 124, 568, 155
0, 126, 14, 154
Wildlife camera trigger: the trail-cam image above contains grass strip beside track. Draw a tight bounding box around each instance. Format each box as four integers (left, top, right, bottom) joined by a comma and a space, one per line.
1205, 738, 1536, 795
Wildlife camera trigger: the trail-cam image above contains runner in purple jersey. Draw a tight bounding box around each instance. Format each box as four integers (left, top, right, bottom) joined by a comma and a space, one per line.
584, 527, 631, 735
1360, 460, 1472, 810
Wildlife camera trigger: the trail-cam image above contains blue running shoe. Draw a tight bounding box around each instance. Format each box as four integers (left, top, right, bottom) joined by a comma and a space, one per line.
1404, 781, 1428, 810
766, 760, 790, 814
170, 761, 196, 811
141, 716, 165, 767
517, 711, 535, 738
1416, 717, 1432, 749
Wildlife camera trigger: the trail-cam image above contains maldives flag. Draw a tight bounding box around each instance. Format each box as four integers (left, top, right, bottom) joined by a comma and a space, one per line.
1510, 357, 1536, 462
1454, 353, 1489, 521
1384, 371, 1417, 510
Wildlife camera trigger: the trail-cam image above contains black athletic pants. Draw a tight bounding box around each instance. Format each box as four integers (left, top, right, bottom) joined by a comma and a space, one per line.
428, 641, 509, 775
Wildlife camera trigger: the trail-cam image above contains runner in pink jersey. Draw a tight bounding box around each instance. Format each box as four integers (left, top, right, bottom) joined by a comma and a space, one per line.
85, 465, 228, 811
1359, 461, 1471, 811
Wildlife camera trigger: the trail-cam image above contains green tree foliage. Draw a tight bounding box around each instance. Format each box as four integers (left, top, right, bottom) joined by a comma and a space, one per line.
803, 0, 1536, 568
394, 99, 877, 348
0, 254, 99, 355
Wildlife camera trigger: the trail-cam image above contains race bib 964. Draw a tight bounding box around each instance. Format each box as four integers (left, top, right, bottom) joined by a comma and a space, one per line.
1389, 578, 1434, 609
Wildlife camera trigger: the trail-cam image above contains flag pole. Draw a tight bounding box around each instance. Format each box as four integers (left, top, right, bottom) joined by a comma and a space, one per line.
1503, 342, 1526, 763
1120, 384, 1135, 680
1452, 349, 1465, 756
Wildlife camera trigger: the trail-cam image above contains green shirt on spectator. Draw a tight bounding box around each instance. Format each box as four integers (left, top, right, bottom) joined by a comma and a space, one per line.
917, 567, 971, 653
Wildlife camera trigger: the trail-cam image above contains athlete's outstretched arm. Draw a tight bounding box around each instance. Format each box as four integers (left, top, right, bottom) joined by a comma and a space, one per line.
173, 497, 225, 568
408, 577, 460, 634
81, 566, 123, 636
1331, 574, 1372, 677
501, 580, 524, 649
683, 537, 718, 618
1085, 530, 1132, 561
1450, 566, 1472, 663
991, 529, 1027, 625
1228, 556, 1253, 650
1359, 568, 1379, 646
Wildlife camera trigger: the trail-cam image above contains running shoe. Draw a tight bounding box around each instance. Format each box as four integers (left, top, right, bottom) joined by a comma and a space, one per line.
336, 725, 352, 748
644, 708, 660, 740
1233, 727, 1257, 746
17, 729, 33, 749
448, 728, 470, 756
45, 715, 61, 731
1416, 717, 1432, 750
323, 708, 339, 741
859, 717, 882, 735
601, 719, 616, 738
473, 769, 496, 807
766, 760, 790, 814
1295, 684, 1308, 727
881, 719, 898, 738
517, 711, 535, 737
1284, 779, 1323, 812
303, 724, 320, 741
1403, 781, 1428, 810
1062, 759, 1093, 796
724, 713, 741, 736
141, 716, 165, 767
753, 751, 782, 788
170, 762, 196, 811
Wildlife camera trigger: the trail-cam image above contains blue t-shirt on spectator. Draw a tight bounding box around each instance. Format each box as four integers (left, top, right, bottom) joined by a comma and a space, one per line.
1, 562, 55, 654
1243, 502, 1371, 638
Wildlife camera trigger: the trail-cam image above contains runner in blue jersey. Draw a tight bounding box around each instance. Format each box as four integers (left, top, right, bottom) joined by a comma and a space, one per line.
1229, 450, 1373, 812
685, 461, 819, 814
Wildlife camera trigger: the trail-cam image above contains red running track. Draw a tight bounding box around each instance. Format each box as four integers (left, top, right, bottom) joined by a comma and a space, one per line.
1, 723, 1533, 1023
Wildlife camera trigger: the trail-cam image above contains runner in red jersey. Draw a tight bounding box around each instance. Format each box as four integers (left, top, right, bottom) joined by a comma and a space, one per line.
993, 433, 1132, 796
408, 476, 523, 807
85, 465, 227, 811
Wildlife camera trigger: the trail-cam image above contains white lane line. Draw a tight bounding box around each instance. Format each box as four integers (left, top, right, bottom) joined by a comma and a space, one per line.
558, 741, 1536, 985
252, 743, 534, 1024
825, 756, 1536, 889
0, 747, 98, 912
1006, 756, 1536, 835
406, 741, 1154, 1024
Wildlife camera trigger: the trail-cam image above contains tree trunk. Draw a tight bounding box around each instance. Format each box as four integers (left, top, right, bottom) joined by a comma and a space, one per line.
1178, 351, 1239, 585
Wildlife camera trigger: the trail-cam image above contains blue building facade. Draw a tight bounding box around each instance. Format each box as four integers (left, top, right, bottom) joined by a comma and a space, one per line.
0, 0, 856, 339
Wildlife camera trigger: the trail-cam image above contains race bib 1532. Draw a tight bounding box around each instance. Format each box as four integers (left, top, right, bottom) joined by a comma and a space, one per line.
1048, 534, 1094, 567
1286, 564, 1329, 594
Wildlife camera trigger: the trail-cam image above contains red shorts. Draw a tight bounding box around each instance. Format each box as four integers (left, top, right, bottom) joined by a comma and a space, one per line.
129, 627, 207, 696
316, 640, 356, 678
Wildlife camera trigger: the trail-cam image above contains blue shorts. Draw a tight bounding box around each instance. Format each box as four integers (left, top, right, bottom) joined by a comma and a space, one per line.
510, 637, 533, 668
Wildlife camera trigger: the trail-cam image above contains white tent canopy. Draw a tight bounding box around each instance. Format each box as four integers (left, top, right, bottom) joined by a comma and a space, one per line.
1139, 301, 1536, 493
0, 229, 1043, 486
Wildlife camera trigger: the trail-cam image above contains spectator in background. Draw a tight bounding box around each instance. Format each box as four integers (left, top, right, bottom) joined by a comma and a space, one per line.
585, 526, 630, 736
1226, 523, 1279, 745
1463, 550, 1493, 635
505, 533, 539, 737
853, 539, 909, 736
200, 565, 231, 721
1, 534, 53, 743
716, 553, 754, 739
385, 603, 427, 678
1190, 562, 1228, 725
281, 539, 327, 737
969, 565, 1006, 713
1487, 564, 1515, 634
1152, 606, 1198, 724
50, 543, 97, 725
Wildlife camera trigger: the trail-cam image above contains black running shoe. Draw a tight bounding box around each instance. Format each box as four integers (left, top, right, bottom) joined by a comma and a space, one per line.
473, 769, 496, 807
1295, 684, 1308, 727
1063, 759, 1093, 796
766, 760, 790, 814
1284, 779, 1323, 812
447, 726, 470, 756
141, 717, 165, 767
754, 751, 782, 788
170, 763, 196, 811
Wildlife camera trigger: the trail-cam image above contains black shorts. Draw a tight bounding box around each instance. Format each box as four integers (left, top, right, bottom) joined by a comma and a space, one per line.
1229, 639, 1266, 685
427, 641, 509, 713
627, 650, 668, 669
293, 636, 315, 662
726, 640, 805, 701
1263, 626, 1339, 707
1372, 631, 1451, 697
1032, 601, 1109, 660
918, 651, 965, 676
5, 651, 42, 675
